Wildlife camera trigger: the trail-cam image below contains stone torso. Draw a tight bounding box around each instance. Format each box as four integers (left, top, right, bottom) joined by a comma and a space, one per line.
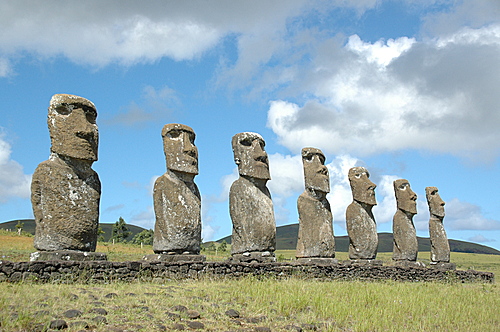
429, 217, 450, 263
229, 176, 276, 254
392, 209, 418, 261
32, 157, 101, 251
296, 192, 335, 258
153, 171, 201, 254
346, 201, 378, 259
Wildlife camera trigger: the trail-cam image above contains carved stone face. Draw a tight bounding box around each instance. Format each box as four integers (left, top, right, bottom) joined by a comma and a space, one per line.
302, 147, 329, 193
394, 179, 417, 214
348, 167, 377, 205
232, 132, 270, 180
162, 123, 198, 175
426, 186, 445, 218
48, 94, 98, 161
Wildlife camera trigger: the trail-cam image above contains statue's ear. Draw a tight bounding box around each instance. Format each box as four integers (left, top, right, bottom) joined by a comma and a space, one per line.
234, 157, 241, 165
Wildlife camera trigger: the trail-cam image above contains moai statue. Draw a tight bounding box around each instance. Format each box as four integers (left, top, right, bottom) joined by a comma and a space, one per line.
426, 187, 455, 270
345, 167, 381, 265
296, 148, 337, 264
229, 132, 276, 262
144, 124, 204, 262
30, 94, 106, 261
392, 179, 423, 267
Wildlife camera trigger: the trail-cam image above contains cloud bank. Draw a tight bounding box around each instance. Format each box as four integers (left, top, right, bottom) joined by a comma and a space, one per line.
0, 133, 31, 203
266, 24, 500, 160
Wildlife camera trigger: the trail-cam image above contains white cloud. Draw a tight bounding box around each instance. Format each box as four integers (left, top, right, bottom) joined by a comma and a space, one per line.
266, 24, 500, 160
0, 133, 31, 203
0, 58, 12, 77
346, 34, 415, 67
105, 85, 179, 126
468, 234, 496, 243
444, 198, 500, 230
130, 207, 155, 230
268, 153, 303, 197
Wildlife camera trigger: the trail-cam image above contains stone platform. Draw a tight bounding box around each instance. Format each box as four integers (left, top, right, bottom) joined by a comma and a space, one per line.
30, 251, 107, 262
142, 254, 206, 262
0, 260, 493, 283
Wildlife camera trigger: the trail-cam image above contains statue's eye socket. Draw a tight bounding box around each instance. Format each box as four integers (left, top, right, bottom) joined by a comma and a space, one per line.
55, 104, 71, 115
355, 173, 361, 178
84, 108, 97, 124
305, 154, 313, 161
240, 139, 252, 146
167, 130, 181, 139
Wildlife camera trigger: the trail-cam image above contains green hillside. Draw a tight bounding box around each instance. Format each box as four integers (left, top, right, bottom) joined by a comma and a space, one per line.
0, 219, 147, 242
217, 223, 500, 255
3, 219, 498, 255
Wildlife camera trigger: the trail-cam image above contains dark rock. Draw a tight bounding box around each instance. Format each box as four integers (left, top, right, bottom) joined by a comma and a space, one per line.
172, 305, 188, 312
246, 316, 266, 323
284, 325, 303, 332
186, 321, 205, 329
63, 309, 83, 318
92, 316, 107, 324
144, 292, 156, 296
172, 323, 186, 330
33, 310, 50, 317
89, 308, 108, 315
125, 292, 137, 296
90, 301, 104, 306
69, 294, 79, 300
156, 324, 167, 331
138, 306, 149, 311
165, 312, 181, 320
187, 309, 201, 319
225, 309, 240, 318
104, 293, 118, 298
49, 319, 68, 330
301, 323, 317, 331
254, 327, 271, 332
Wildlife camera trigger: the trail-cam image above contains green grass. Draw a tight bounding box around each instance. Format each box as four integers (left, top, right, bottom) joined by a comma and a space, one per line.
1, 232, 499, 331
0, 279, 498, 331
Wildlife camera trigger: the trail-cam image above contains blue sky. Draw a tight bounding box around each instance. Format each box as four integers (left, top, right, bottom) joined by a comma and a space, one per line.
1, 0, 499, 250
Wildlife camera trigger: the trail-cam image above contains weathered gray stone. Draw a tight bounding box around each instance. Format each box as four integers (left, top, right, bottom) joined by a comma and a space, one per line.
229, 132, 276, 259
30, 250, 107, 262
342, 259, 383, 266
31, 94, 101, 253
295, 257, 338, 265
296, 148, 335, 259
346, 167, 378, 260
142, 254, 205, 262
153, 124, 202, 255
426, 186, 451, 264
392, 179, 418, 262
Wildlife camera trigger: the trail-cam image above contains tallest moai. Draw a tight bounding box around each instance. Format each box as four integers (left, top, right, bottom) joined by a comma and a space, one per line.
31, 94, 103, 259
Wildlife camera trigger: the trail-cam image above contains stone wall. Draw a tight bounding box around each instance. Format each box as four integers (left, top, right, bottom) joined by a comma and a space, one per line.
0, 260, 494, 283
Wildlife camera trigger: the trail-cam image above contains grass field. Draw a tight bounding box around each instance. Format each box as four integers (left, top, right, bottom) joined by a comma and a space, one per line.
1, 231, 499, 331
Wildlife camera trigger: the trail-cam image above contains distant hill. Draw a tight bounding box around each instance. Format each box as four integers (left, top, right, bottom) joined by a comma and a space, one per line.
0, 219, 147, 242
217, 223, 500, 255
3, 219, 498, 255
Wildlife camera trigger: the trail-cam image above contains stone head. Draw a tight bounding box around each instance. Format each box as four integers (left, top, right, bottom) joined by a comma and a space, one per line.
232, 132, 270, 180
426, 186, 445, 218
162, 123, 198, 175
48, 94, 98, 161
302, 147, 329, 193
348, 167, 377, 205
394, 179, 417, 215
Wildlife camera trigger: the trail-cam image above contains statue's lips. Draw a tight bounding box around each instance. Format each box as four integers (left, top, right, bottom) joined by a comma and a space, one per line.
253, 160, 269, 168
